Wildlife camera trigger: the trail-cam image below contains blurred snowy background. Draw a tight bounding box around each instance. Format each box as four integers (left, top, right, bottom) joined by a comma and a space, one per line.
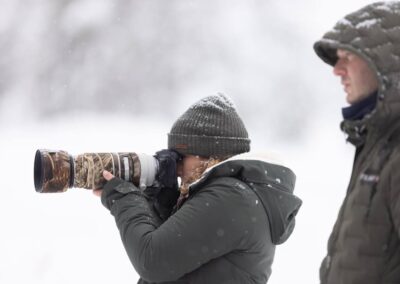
0, 0, 377, 283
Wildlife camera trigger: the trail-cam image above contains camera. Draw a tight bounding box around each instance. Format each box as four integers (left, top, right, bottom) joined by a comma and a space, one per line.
34, 149, 158, 193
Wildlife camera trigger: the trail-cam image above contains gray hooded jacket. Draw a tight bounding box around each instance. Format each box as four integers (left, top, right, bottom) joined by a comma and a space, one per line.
314, 2, 400, 284
105, 154, 301, 284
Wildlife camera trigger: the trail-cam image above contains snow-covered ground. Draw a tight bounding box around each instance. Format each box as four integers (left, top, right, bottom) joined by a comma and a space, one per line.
0, 111, 353, 283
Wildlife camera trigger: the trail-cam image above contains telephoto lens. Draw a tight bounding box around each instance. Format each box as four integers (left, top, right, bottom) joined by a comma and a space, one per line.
34, 149, 158, 193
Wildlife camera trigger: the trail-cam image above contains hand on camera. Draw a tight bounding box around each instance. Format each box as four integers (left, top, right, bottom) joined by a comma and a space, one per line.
92, 171, 114, 197
94, 170, 141, 210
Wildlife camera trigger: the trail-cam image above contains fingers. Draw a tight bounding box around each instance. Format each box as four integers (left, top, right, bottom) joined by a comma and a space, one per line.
93, 189, 103, 197
103, 170, 114, 181
92, 171, 114, 197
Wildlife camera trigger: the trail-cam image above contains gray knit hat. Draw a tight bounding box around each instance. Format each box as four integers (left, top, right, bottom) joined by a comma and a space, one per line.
168, 93, 251, 157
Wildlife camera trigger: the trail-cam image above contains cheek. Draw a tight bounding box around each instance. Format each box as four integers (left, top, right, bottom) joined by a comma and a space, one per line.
182, 163, 195, 176
353, 69, 372, 91
176, 163, 183, 177
361, 67, 378, 84
347, 67, 363, 87
181, 161, 199, 180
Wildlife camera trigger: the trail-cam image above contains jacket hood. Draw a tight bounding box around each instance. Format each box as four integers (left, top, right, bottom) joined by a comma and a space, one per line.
189, 153, 302, 245
313, 1, 400, 145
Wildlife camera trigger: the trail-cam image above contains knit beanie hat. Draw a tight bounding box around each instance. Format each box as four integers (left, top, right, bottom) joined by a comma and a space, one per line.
168, 93, 251, 157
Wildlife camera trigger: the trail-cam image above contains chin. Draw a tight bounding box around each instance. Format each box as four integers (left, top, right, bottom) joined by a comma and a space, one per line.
345, 94, 354, 104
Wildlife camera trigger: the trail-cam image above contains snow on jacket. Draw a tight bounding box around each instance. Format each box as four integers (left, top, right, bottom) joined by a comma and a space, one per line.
103, 153, 302, 284
314, 2, 400, 284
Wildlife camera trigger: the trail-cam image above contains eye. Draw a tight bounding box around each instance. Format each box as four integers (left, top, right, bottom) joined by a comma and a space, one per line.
337, 50, 353, 62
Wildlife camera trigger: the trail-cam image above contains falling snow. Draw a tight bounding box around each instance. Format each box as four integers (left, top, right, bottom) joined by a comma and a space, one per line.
216, 229, 225, 237
0, 2, 365, 284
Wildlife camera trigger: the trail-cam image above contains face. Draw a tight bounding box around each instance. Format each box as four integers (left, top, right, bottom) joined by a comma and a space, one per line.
177, 155, 209, 185
333, 49, 378, 104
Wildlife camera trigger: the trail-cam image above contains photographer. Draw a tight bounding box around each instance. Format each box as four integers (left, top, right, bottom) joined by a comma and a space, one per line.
94, 94, 302, 284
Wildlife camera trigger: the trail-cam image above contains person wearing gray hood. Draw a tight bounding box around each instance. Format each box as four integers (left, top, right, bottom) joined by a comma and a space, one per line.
314, 2, 400, 284
94, 93, 302, 283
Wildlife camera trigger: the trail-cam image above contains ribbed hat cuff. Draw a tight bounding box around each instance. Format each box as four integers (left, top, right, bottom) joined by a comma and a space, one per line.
168, 133, 250, 157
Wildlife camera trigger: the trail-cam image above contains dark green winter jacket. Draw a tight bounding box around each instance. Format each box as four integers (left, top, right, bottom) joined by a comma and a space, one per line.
314, 2, 400, 284
103, 154, 301, 284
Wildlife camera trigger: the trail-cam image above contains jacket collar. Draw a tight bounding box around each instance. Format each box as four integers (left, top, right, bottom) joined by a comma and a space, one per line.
342, 92, 378, 121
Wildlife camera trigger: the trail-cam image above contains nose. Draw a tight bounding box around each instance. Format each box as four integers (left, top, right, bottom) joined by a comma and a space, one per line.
333, 58, 346, 77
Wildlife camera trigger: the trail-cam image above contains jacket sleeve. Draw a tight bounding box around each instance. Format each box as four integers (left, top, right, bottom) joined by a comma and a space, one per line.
110, 178, 257, 283
389, 151, 400, 236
